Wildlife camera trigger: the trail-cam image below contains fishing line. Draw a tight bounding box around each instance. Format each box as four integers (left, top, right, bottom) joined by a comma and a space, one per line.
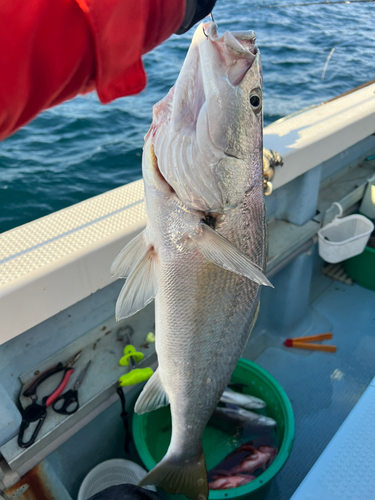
256, 0, 374, 8
321, 9, 375, 78
210, 0, 373, 79
251, 0, 374, 79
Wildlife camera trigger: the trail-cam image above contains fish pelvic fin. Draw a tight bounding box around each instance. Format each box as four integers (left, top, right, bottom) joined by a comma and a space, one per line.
139, 449, 208, 500
134, 369, 169, 414
195, 222, 273, 288
111, 230, 148, 279
115, 245, 157, 320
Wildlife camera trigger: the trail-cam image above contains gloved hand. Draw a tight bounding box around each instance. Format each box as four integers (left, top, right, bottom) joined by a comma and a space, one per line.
175, 0, 217, 35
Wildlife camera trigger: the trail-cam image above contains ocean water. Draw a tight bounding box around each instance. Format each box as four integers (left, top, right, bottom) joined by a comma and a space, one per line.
0, 0, 374, 234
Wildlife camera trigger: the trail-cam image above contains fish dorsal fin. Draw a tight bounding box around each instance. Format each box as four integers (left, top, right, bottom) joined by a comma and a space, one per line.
194, 222, 273, 287
115, 246, 157, 320
134, 369, 169, 415
111, 230, 148, 278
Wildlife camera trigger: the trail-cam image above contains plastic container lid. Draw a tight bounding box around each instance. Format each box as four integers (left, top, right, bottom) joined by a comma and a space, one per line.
78, 459, 156, 500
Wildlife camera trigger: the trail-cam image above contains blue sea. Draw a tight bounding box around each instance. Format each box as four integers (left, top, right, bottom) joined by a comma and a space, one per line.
1, 0, 374, 234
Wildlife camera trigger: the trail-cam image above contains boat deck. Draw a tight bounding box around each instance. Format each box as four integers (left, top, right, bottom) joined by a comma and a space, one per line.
45, 255, 375, 500
246, 257, 375, 499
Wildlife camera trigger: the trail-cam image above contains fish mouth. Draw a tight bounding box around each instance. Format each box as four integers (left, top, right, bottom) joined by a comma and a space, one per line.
204, 22, 258, 58
200, 22, 258, 87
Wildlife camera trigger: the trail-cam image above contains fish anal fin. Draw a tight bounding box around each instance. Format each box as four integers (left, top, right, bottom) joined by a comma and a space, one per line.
111, 230, 148, 278
134, 369, 169, 415
195, 222, 273, 288
115, 245, 157, 320
139, 450, 208, 500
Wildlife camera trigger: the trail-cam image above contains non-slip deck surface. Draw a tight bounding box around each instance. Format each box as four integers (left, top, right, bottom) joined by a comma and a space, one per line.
290, 378, 375, 499
251, 275, 375, 500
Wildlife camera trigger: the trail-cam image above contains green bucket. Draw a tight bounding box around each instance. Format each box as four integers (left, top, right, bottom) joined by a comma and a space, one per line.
344, 245, 375, 291
132, 359, 295, 500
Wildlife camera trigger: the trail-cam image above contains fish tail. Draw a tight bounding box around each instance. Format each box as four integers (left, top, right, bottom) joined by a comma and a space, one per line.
139, 449, 208, 500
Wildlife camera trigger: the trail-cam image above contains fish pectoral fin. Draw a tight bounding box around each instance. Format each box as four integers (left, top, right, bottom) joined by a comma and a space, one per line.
195, 222, 273, 287
111, 230, 148, 278
134, 369, 169, 414
115, 246, 157, 320
139, 449, 208, 500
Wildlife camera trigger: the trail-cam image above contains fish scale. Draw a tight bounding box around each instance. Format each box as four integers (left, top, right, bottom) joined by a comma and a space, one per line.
112, 21, 270, 500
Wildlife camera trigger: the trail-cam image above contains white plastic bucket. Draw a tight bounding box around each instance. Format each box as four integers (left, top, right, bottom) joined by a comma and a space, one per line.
78, 459, 156, 500
318, 203, 374, 264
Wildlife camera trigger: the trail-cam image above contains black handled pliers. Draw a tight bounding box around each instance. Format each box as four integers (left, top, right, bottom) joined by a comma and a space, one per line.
18, 351, 82, 448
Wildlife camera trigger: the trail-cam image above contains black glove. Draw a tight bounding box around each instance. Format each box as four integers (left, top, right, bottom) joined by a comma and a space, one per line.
175, 0, 217, 35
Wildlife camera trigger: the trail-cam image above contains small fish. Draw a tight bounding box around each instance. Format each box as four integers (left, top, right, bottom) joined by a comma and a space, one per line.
230, 445, 278, 475
211, 405, 277, 433
209, 474, 256, 490
220, 387, 266, 410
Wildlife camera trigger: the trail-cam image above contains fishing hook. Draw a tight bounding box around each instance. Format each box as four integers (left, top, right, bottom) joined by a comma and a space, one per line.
203, 11, 216, 38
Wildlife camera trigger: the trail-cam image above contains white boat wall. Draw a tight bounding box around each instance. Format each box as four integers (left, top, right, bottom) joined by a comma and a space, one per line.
1, 81, 375, 499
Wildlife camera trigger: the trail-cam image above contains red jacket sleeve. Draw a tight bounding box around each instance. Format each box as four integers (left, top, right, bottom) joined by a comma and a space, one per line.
0, 0, 185, 141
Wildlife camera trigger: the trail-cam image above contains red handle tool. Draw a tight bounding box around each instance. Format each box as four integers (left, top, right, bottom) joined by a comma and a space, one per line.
45, 368, 75, 407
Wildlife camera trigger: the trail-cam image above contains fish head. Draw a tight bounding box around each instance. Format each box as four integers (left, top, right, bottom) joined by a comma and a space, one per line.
148, 22, 263, 212
197, 22, 263, 168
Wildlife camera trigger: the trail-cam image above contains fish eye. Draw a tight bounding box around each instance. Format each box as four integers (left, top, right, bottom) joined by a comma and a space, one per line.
250, 95, 260, 107
250, 91, 262, 113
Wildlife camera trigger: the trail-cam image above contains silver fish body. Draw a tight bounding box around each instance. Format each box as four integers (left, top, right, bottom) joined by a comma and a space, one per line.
111, 22, 271, 500
211, 406, 277, 431
220, 387, 266, 410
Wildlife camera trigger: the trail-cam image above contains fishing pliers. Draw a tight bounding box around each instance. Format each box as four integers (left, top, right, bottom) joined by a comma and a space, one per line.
17, 351, 82, 448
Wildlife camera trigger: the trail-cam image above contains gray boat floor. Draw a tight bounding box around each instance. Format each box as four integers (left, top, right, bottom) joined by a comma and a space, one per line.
246, 265, 375, 500
45, 259, 375, 500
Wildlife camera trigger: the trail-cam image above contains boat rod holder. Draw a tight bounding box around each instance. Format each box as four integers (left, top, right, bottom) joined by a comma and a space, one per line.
263, 148, 283, 196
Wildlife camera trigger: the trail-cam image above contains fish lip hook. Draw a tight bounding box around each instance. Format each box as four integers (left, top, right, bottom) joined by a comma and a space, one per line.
202, 12, 216, 38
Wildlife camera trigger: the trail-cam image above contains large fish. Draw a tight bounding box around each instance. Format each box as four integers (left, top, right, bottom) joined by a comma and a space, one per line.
111, 21, 271, 500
